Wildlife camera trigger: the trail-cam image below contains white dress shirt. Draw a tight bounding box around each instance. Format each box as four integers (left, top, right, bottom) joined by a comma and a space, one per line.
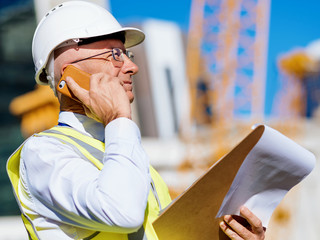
18, 112, 151, 239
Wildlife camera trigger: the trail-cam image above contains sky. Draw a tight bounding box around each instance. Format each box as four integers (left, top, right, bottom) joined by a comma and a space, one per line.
266, 1, 320, 115
110, 0, 320, 116
110, 0, 192, 32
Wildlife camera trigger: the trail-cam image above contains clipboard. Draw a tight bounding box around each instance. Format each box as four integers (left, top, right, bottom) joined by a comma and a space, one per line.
152, 125, 315, 240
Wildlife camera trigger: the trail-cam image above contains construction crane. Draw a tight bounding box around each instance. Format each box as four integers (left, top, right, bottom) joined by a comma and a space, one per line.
185, 0, 271, 163
187, 0, 270, 127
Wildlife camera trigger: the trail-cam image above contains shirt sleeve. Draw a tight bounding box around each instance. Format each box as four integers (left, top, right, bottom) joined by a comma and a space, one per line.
21, 118, 150, 233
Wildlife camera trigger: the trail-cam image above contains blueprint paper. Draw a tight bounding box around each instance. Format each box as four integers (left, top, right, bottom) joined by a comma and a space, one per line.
216, 125, 316, 226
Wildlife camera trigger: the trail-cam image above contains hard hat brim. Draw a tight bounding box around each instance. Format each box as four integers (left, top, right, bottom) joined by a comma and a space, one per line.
120, 27, 145, 48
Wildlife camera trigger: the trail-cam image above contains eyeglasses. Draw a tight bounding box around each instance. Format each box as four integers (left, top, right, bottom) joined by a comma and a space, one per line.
70, 48, 134, 66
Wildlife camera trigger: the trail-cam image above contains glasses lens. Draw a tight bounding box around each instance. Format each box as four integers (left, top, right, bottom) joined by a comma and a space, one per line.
126, 50, 134, 62
112, 48, 122, 61
111, 48, 134, 63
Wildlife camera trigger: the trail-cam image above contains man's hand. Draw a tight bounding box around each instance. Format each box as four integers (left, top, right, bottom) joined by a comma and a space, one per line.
65, 73, 131, 125
219, 206, 265, 240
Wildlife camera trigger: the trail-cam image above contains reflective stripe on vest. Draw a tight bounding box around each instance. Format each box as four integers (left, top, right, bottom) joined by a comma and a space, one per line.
7, 139, 40, 240
7, 126, 171, 240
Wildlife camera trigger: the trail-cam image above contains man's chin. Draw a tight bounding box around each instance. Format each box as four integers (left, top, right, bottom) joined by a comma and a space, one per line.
127, 92, 134, 103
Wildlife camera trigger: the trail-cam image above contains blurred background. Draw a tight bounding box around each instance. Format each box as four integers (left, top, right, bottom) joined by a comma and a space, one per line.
1, 0, 320, 239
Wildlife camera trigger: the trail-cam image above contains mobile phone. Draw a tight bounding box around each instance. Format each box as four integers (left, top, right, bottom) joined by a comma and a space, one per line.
57, 65, 91, 101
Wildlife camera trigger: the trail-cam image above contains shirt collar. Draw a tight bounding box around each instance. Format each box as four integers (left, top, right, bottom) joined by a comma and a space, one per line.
58, 111, 105, 142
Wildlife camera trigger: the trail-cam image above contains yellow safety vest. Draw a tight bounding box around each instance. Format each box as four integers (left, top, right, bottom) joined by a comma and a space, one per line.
7, 126, 172, 240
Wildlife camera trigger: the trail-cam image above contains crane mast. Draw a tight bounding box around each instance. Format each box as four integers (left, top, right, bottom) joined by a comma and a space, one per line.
187, 0, 271, 126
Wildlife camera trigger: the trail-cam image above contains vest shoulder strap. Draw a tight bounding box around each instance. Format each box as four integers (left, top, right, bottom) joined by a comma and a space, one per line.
37, 126, 105, 170
7, 139, 41, 240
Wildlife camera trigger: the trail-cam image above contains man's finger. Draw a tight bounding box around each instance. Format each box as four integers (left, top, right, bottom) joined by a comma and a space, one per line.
65, 76, 89, 104
219, 220, 242, 240
223, 215, 251, 239
240, 206, 265, 234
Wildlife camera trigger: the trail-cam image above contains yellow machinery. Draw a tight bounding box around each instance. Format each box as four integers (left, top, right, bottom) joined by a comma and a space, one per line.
9, 85, 59, 138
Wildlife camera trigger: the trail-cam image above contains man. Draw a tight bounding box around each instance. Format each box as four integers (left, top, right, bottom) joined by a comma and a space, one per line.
7, 1, 265, 239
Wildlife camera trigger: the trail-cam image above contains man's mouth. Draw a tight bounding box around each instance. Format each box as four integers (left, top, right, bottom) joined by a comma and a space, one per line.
123, 82, 133, 91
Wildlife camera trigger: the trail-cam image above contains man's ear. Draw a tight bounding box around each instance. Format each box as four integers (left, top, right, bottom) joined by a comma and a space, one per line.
61, 63, 83, 76
61, 63, 71, 76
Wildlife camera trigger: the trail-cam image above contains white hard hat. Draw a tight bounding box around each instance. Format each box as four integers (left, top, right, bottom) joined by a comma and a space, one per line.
32, 0, 145, 86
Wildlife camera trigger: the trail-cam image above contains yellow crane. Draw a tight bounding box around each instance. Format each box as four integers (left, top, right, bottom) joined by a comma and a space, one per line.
187, 0, 270, 126
184, 0, 271, 164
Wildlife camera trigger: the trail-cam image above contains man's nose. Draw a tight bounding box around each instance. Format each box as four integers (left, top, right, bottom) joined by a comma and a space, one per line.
121, 54, 139, 75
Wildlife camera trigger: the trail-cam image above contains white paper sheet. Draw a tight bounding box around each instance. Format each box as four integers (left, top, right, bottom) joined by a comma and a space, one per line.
216, 125, 316, 227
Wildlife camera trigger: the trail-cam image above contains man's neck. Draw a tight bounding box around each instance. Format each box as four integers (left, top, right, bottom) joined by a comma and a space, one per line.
59, 94, 86, 115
